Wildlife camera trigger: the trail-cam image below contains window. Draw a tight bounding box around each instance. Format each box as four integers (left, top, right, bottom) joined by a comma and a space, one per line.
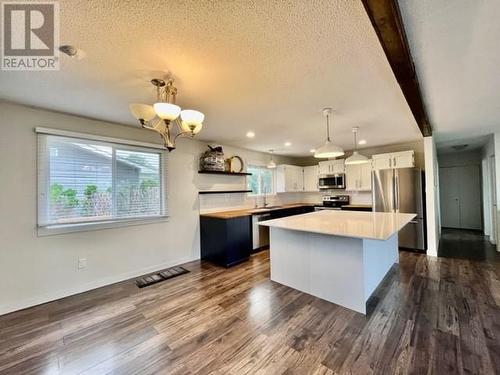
247, 165, 274, 196
37, 132, 166, 230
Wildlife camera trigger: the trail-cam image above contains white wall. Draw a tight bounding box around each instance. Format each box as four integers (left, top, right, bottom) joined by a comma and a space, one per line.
438, 149, 482, 167
0, 101, 310, 315
424, 137, 440, 256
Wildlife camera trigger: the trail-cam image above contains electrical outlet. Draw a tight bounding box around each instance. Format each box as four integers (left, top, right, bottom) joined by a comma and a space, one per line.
78, 258, 87, 270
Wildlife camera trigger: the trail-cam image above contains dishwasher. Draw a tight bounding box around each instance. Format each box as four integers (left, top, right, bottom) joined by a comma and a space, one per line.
252, 213, 271, 252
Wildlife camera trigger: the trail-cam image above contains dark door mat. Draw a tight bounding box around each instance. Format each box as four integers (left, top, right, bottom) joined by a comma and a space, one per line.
136, 266, 189, 288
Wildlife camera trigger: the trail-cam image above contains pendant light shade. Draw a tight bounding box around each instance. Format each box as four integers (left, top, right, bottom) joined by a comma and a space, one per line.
153, 102, 182, 121
314, 140, 345, 158
129, 103, 156, 122
314, 108, 344, 159
267, 149, 277, 169
345, 151, 369, 164
345, 127, 369, 165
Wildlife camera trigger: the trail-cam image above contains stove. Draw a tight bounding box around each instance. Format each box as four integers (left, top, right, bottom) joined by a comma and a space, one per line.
315, 195, 350, 211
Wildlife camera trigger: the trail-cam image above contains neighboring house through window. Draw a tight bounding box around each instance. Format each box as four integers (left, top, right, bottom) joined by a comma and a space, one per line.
37, 131, 166, 231
247, 164, 274, 196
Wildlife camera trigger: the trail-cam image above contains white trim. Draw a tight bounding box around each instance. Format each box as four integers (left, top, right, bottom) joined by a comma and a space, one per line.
35, 127, 165, 150
37, 215, 169, 236
0, 255, 198, 316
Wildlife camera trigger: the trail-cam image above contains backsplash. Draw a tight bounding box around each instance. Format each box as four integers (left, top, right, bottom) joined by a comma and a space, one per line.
199, 190, 372, 213
199, 192, 322, 213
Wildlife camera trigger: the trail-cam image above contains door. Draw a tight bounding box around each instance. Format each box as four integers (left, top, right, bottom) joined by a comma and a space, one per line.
359, 162, 372, 190
439, 165, 482, 230
332, 160, 345, 174
399, 218, 426, 250
459, 165, 482, 230
318, 161, 331, 175
345, 164, 359, 191
303, 165, 319, 192
439, 167, 461, 228
372, 155, 392, 170
372, 169, 395, 213
490, 156, 497, 244
393, 151, 415, 169
396, 169, 423, 216
295, 167, 304, 191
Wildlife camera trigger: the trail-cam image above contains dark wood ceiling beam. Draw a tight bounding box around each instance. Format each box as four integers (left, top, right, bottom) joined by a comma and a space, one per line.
361, 0, 432, 136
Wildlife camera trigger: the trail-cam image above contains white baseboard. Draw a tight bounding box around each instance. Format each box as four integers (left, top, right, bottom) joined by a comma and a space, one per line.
0, 256, 199, 316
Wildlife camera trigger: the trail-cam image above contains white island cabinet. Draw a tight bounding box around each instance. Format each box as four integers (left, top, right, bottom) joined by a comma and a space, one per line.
260, 210, 415, 314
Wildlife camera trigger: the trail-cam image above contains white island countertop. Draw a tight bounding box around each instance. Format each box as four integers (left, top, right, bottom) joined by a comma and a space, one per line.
259, 210, 416, 241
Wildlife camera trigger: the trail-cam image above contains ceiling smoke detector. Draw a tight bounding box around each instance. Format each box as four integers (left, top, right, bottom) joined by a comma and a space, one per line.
451, 144, 468, 151
59, 45, 86, 59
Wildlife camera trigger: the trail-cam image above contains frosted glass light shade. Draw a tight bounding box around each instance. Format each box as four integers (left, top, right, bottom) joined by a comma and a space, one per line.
267, 160, 276, 169
314, 140, 344, 158
181, 121, 203, 134
153, 102, 181, 120
345, 151, 369, 165
180, 109, 204, 125
129, 103, 156, 121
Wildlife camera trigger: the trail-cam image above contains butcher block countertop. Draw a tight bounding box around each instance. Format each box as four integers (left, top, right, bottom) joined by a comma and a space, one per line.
199, 203, 316, 219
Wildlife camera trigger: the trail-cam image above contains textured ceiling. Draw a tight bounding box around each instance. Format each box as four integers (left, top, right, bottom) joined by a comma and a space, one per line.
0, 0, 422, 156
399, 0, 500, 148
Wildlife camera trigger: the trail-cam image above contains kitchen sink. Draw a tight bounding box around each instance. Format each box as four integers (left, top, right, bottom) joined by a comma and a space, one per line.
252, 206, 281, 212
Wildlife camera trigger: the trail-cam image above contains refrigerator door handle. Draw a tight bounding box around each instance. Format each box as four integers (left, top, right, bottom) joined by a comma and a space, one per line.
394, 172, 399, 213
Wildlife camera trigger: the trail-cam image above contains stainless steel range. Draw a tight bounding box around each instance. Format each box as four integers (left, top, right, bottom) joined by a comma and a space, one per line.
315, 195, 350, 211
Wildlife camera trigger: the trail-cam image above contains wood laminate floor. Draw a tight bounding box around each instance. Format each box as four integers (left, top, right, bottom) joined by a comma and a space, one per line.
1, 250, 500, 374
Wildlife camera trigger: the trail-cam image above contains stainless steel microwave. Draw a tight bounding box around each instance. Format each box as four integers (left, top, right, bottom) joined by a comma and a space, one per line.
318, 174, 346, 190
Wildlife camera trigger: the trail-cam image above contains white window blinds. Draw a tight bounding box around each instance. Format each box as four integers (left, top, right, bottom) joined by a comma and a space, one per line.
37, 132, 166, 227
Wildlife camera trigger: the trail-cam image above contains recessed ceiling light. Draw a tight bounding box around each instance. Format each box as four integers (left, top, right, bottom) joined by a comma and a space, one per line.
358, 139, 367, 145
284, 142, 292, 147
246, 131, 255, 138
310, 149, 316, 153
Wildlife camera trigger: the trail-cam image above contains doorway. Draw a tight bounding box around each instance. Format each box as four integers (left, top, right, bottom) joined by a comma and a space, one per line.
439, 165, 482, 230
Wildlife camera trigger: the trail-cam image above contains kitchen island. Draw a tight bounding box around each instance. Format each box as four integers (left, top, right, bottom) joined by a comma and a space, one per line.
259, 210, 416, 314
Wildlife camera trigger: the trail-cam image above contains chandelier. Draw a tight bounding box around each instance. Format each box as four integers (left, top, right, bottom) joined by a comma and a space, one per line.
129, 78, 204, 151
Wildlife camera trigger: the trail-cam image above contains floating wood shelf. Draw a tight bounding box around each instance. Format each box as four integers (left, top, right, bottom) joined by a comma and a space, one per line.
199, 190, 252, 195
198, 170, 252, 176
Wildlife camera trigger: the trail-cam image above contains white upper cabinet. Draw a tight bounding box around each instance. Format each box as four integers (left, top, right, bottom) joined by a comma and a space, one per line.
345, 162, 372, 191
372, 150, 414, 170
303, 165, 319, 192
318, 159, 345, 175
276, 165, 304, 193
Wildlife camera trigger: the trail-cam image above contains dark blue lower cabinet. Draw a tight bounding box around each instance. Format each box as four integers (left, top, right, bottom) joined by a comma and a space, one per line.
200, 215, 252, 267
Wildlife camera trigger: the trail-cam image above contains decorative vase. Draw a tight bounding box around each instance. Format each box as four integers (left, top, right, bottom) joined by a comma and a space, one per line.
199, 145, 225, 171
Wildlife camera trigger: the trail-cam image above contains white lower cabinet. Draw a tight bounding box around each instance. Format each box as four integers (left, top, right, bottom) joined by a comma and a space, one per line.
345, 162, 372, 191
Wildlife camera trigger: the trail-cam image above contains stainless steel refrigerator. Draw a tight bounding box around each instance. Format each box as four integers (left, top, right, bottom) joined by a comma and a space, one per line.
372, 168, 427, 251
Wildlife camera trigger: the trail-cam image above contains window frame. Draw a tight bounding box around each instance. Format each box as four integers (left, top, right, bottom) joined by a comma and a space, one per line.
246, 163, 276, 197
36, 128, 168, 235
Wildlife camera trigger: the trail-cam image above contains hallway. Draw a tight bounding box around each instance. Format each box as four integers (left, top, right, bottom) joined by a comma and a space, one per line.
438, 228, 499, 262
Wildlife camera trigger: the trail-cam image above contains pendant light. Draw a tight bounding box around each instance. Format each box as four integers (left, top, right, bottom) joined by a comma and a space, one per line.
267, 149, 277, 169
314, 108, 344, 159
345, 127, 369, 165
